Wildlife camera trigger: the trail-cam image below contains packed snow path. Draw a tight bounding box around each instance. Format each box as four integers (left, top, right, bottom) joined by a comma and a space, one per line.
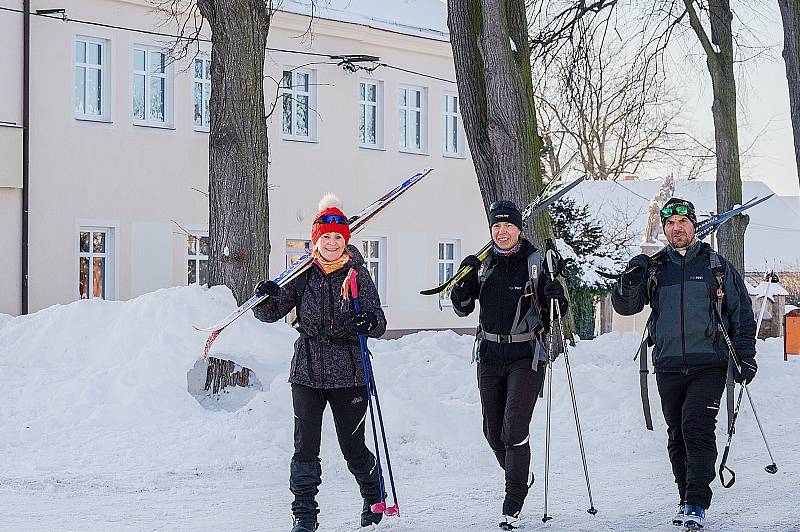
0, 286, 797, 531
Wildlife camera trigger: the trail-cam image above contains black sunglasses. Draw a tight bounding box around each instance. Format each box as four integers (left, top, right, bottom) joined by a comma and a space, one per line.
490, 200, 519, 211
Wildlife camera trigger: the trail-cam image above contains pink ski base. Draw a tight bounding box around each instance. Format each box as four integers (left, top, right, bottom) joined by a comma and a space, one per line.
370, 502, 400, 516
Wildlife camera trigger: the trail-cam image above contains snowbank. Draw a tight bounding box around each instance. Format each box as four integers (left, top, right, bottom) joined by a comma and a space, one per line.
0, 286, 797, 530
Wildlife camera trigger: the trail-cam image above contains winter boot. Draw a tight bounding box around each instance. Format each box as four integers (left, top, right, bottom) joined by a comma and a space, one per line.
360, 498, 383, 527
499, 495, 523, 530
683, 504, 705, 530
672, 501, 686, 526
290, 515, 318, 532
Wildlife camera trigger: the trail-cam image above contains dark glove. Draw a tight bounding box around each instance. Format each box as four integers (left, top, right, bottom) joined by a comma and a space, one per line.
254, 279, 281, 297
459, 255, 482, 275
734, 357, 757, 384
353, 310, 378, 335
543, 278, 568, 317
621, 254, 651, 287
543, 278, 565, 301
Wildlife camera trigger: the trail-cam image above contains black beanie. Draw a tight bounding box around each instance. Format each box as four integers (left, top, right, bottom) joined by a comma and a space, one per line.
661, 197, 697, 227
488, 200, 523, 231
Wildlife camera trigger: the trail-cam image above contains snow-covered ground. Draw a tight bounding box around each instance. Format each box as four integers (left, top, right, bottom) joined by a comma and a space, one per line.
0, 286, 797, 531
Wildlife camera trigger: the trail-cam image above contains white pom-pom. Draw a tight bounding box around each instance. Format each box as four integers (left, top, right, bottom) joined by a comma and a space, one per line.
318, 193, 342, 212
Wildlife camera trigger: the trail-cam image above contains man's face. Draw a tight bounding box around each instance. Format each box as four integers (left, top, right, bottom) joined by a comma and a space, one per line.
663, 215, 696, 248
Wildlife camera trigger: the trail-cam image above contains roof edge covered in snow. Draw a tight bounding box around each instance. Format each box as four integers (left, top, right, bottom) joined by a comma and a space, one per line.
275, 0, 450, 42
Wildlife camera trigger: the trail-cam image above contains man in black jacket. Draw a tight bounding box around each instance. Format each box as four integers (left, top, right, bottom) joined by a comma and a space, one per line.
450, 200, 567, 528
612, 198, 757, 529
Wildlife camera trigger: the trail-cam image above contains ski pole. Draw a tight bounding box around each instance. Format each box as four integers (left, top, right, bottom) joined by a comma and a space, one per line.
349, 271, 400, 517
542, 299, 555, 523
712, 302, 778, 485
364, 353, 400, 516
545, 242, 597, 516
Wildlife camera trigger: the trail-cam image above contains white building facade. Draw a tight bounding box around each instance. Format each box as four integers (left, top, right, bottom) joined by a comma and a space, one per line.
0, 0, 488, 334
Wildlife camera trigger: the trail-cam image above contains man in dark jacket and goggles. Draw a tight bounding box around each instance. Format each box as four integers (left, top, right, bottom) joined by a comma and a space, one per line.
450, 200, 567, 527
612, 197, 757, 529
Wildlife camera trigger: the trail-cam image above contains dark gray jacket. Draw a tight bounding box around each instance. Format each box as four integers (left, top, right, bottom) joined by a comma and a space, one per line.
254, 245, 386, 388
612, 241, 756, 373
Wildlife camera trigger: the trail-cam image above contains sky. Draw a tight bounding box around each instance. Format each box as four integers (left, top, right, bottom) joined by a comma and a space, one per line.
674, 2, 800, 197
436, 0, 800, 197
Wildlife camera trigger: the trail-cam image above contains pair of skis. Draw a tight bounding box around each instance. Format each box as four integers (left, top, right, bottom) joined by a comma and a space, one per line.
597, 194, 774, 281
420, 155, 584, 297
196, 168, 432, 359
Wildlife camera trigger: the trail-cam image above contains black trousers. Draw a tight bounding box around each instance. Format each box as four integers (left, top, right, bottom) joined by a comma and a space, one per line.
656, 367, 727, 509
290, 383, 380, 518
478, 358, 546, 505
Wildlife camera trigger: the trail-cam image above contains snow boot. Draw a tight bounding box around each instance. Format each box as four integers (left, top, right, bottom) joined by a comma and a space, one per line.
672, 501, 686, 526
499, 515, 520, 531
499, 495, 523, 530
360, 498, 383, 526
683, 504, 705, 530
291, 515, 319, 532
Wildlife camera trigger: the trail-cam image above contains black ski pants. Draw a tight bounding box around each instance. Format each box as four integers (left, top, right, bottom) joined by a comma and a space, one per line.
656, 367, 727, 509
290, 383, 380, 518
478, 358, 546, 505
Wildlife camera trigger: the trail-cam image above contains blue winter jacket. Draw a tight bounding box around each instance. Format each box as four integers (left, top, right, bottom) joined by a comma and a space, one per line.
612, 241, 756, 373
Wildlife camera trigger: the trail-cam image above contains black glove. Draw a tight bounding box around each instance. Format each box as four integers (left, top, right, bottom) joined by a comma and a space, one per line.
459, 255, 482, 275
254, 279, 281, 297
621, 254, 651, 287
735, 357, 757, 384
543, 278, 565, 301
353, 310, 378, 335
543, 278, 568, 317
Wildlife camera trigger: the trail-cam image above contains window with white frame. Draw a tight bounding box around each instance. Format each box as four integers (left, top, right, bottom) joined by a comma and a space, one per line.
360, 238, 387, 301
74, 38, 107, 119
78, 227, 114, 300
443, 94, 464, 157
187, 233, 209, 285
359, 80, 382, 147
193, 58, 211, 130
281, 69, 315, 140
438, 240, 459, 303
398, 86, 426, 152
133, 47, 169, 125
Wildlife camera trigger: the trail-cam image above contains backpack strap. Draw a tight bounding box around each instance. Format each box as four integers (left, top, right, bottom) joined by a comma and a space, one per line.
290, 270, 310, 328
474, 251, 546, 360
709, 250, 736, 435
635, 314, 655, 431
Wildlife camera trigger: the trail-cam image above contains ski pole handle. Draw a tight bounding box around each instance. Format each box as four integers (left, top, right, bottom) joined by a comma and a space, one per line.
544, 238, 561, 280
348, 268, 360, 299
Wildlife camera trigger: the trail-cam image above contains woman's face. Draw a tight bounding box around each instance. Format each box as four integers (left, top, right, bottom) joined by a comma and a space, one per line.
317, 232, 346, 261
491, 222, 521, 250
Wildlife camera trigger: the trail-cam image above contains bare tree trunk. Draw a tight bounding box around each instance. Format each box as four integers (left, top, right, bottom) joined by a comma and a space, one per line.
448, 0, 576, 336
447, 0, 550, 242
198, 0, 272, 305
779, 0, 800, 189
684, 0, 746, 272
197, 0, 271, 392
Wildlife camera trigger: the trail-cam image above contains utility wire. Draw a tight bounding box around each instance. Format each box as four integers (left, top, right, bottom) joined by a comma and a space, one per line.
0, 5, 455, 83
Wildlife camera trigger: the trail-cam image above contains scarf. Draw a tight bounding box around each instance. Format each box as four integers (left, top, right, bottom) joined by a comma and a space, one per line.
313, 249, 350, 275
313, 250, 354, 301
492, 240, 522, 256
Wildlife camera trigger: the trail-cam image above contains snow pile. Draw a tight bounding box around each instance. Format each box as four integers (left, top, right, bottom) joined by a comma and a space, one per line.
0, 286, 798, 530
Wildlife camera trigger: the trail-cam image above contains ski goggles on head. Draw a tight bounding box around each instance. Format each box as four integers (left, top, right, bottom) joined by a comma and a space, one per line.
315, 214, 349, 225
660, 204, 692, 218
489, 200, 519, 212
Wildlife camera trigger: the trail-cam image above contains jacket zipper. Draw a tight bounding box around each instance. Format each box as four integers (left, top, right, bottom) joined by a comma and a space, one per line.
319, 275, 326, 387
680, 255, 687, 373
